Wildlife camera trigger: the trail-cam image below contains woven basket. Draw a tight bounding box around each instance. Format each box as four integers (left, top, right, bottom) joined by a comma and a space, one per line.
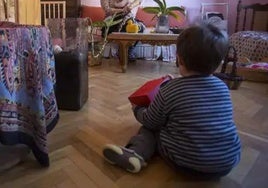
214, 46, 244, 90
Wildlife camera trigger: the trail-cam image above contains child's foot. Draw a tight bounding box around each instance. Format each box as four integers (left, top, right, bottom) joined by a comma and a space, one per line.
103, 144, 146, 173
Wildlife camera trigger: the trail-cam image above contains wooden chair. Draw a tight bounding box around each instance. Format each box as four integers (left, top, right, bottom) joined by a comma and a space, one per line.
230, 0, 268, 61
226, 0, 268, 82
40, 1, 66, 26
235, 0, 268, 32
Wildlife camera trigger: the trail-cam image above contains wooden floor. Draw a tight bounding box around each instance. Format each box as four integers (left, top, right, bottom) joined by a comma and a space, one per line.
1, 59, 268, 188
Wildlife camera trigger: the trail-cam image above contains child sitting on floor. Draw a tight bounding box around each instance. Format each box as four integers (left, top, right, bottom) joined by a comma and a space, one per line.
102, 23, 241, 177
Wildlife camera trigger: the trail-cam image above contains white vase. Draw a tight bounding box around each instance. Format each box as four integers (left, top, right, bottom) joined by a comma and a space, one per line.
155, 15, 169, 33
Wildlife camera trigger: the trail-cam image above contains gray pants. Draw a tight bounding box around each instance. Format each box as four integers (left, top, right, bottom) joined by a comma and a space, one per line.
125, 126, 159, 161
125, 126, 231, 177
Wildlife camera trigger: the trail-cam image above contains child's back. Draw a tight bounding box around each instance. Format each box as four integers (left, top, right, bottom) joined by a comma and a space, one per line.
153, 75, 241, 173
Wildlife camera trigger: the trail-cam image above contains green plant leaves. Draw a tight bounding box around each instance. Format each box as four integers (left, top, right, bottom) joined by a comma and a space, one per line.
142, 0, 186, 21
91, 21, 106, 28
142, 7, 161, 14
154, 0, 165, 13
89, 12, 123, 59
167, 6, 186, 16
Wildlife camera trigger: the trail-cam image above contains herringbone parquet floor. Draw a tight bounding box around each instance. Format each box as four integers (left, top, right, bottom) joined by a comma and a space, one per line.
0, 59, 268, 188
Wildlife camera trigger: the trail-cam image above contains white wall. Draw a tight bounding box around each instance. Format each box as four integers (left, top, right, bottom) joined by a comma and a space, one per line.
81, 0, 185, 7
81, 0, 228, 22
81, 0, 266, 33
81, 0, 226, 7
81, 0, 99, 6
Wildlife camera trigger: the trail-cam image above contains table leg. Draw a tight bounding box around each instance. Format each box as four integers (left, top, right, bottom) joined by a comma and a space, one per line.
118, 41, 129, 73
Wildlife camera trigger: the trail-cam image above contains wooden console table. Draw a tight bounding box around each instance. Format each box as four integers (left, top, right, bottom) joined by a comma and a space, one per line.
107, 32, 179, 73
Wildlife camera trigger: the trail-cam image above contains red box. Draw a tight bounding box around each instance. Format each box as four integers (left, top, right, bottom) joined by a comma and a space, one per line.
128, 76, 171, 107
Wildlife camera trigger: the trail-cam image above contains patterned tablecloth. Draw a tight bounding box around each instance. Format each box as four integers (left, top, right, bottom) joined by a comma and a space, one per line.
0, 22, 59, 166
230, 31, 268, 61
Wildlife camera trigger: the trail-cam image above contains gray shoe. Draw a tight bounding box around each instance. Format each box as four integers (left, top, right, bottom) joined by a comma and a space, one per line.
103, 144, 146, 173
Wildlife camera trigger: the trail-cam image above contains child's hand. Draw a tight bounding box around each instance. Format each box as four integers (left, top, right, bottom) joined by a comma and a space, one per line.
166, 74, 174, 79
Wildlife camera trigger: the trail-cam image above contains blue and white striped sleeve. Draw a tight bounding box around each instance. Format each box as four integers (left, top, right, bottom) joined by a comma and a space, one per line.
133, 88, 168, 130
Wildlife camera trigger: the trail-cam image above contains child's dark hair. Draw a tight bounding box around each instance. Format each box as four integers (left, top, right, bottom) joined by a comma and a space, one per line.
177, 23, 229, 75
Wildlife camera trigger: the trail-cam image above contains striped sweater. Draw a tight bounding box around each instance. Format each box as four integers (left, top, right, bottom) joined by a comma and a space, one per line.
134, 75, 241, 173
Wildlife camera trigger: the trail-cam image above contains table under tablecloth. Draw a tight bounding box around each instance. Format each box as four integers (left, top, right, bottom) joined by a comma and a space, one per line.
0, 22, 59, 166
230, 31, 268, 61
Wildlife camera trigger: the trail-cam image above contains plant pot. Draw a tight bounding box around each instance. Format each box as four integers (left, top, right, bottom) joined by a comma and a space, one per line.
155, 15, 169, 33
88, 52, 102, 66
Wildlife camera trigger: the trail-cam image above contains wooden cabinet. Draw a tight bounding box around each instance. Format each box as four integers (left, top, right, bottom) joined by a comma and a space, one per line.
1, 0, 81, 25
17, 0, 41, 25
0, 0, 41, 25
65, 0, 81, 17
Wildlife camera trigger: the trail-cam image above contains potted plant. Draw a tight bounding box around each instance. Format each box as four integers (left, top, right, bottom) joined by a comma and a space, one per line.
142, 0, 186, 33
88, 13, 123, 66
